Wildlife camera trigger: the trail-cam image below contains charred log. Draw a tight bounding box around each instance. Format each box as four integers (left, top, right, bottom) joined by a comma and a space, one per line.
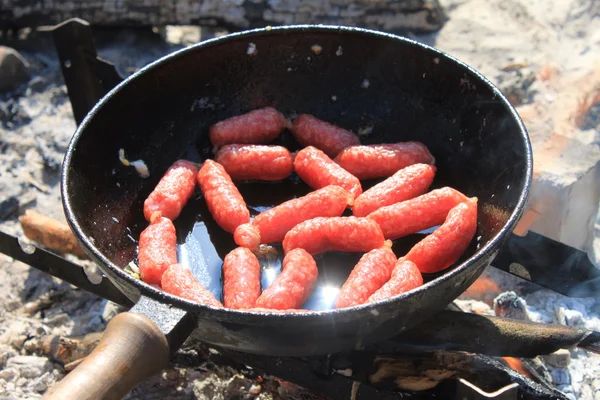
0, 0, 447, 33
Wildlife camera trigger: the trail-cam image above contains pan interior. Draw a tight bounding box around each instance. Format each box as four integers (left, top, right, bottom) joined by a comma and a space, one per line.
65, 28, 529, 310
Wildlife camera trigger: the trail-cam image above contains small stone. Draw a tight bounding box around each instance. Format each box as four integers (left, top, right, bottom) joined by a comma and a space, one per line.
0, 346, 17, 368
0, 368, 17, 380
0, 46, 30, 92
550, 368, 571, 386
29, 373, 51, 393
16, 377, 27, 387
33, 380, 48, 392
0, 196, 19, 220
6, 355, 52, 379
592, 378, 600, 392
9, 334, 28, 350
542, 349, 571, 368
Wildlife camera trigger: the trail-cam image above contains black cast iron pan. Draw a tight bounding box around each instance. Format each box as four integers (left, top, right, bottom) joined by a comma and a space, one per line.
41, 24, 539, 399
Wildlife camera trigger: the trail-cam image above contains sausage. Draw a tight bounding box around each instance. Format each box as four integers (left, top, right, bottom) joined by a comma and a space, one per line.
353, 164, 436, 217
215, 144, 293, 181
197, 159, 250, 234
138, 216, 178, 286
366, 187, 469, 240
294, 146, 362, 198
335, 247, 397, 308
282, 216, 387, 256
405, 199, 478, 274
209, 107, 288, 148
290, 114, 360, 158
222, 247, 262, 309
255, 248, 318, 310
334, 142, 435, 180
143, 160, 198, 222
366, 259, 423, 303
233, 185, 353, 249
161, 264, 223, 307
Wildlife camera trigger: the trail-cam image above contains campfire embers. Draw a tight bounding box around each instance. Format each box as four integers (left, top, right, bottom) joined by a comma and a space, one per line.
1, 17, 599, 400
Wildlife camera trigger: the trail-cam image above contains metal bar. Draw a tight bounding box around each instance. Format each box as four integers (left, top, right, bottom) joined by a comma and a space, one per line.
385, 310, 599, 357
0, 230, 132, 307
492, 231, 600, 298
51, 18, 123, 126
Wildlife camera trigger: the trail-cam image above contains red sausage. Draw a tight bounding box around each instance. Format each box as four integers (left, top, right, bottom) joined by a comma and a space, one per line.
290, 114, 360, 158
255, 248, 318, 310
138, 216, 177, 286
294, 146, 362, 198
197, 159, 250, 234
282, 216, 387, 256
161, 264, 223, 307
143, 160, 198, 222
222, 247, 262, 309
209, 107, 288, 148
366, 187, 469, 240
234, 185, 353, 249
366, 259, 423, 303
215, 144, 293, 181
334, 142, 435, 180
335, 247, 397, 309
353, 164, 436, 217
405, 199, 478, 274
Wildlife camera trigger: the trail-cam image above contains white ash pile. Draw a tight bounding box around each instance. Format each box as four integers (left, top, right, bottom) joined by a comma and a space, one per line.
458, 267, 600, 400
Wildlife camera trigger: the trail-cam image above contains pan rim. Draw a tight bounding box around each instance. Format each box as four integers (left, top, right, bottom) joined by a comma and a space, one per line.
61, 24, 533, 322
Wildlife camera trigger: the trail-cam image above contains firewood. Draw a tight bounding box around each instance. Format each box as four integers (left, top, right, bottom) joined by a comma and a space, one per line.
19, 209, 88, 259
0, 0, 447, 33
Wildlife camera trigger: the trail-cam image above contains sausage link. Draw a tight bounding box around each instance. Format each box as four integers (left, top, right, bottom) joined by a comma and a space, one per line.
234, 185, 353, 249
282, 216, 387, 256
366, 259, 423, 303
161, 264, 223, 307
222, 247, 262, 309
335, 247, 397, 308
215, 144, 293, 181
405, 199, 478, 274
197, 159, 250, 234
353, 164, 436, 217
138, 216, 177, 286
255, 248, 318, 310
334, 142, 435, 180
294, 146, 362, 198
366, 187, 469, 240
290, 114, 360, 158
143, 160, 198, 222
209, 107, 287, 148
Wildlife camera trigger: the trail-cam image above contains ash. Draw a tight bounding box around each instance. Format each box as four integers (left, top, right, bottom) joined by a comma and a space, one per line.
1, 1, 600, 399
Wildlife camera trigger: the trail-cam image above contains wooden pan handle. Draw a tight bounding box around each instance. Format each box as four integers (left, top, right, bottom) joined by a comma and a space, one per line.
42, 312, 170, 400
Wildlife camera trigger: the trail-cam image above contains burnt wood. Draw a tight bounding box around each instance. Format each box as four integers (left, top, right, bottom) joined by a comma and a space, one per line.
0, 0, 447, 33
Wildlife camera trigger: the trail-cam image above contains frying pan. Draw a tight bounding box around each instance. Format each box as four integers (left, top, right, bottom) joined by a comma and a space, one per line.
45, 25, 532, 399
